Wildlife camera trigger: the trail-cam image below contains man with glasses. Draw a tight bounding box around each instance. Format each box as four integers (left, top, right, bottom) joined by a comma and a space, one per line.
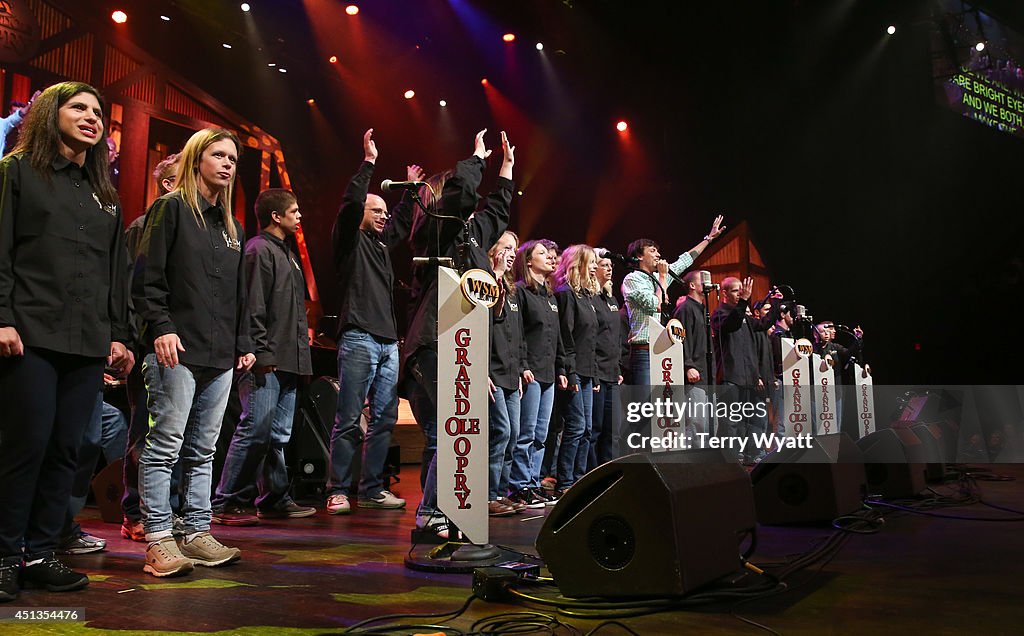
326, 129, 417, 515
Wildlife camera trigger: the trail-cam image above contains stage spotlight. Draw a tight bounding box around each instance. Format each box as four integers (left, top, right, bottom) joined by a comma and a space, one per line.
268, 62, 276, 67
404, 90, 415, 99
517, 190, 524, 196
616, 120, 628, 132
222, 43, 232, 49
346, 5, 359, 15
536, 42, 544, 51
886, 25, 896, 35
111, 10, 127, 24
307, 98, 315, 105
241, 2, 251, 11
976, 42, 986, 51
279, 68, 288, 73
160, 15, 170, 22
329, 55, 338, 64
503, 33, 516, 43
439, 99, 447, 107
481, 78, 488, 85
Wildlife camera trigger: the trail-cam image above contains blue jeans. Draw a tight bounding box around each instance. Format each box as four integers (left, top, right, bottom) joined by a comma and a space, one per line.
510, 380, 554, 491
139, 355, 232, 535
589, 380, 619, 469
629, 346, 649, 388
328, 329, 399, 500
489, 386, 521, 500
123, 367, 182, 523
685, 384, 710, 438
557, 377, 593, 488
214, 370, 298, 512
65, 392, 128, 537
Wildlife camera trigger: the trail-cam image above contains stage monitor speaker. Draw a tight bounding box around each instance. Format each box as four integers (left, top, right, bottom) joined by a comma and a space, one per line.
856, 428, 927, 499
90, 458, 125, 524
535, 448, 755, 599
910, 423, 947, 482
750, 434, 866, 525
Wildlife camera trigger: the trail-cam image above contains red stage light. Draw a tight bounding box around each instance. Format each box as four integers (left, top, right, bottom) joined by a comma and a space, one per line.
481, 78, 489, 85
503, 33, 516, 43
111, 10, 127, 24
307, 99, 315, 105
404, 90, 415, 99
346, 5, 359, 15
329, 55, 338, 64
616, 121, 628, 132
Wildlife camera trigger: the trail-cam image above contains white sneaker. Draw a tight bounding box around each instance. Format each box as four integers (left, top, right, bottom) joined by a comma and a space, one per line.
360, 490, 405, 510
326, 494, 351, 515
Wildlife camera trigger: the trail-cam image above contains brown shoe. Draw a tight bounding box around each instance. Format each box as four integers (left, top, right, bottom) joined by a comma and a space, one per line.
144, 537, 194, 578
488, 500, 517, 517
212, 506, 259, 526
177, 532, 241, 567
498, 496, 526, 513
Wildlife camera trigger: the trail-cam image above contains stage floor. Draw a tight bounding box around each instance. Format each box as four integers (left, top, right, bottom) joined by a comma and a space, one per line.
4, 464, 1023, 635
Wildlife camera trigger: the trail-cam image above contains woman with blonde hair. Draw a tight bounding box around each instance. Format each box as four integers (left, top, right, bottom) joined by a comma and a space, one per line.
133, 127, 255, 577
0, 81, 132, 599
589, 251, 623, 470
551, 245, 599, 493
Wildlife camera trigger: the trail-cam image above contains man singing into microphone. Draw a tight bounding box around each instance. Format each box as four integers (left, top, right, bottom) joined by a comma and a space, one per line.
621, 216, 725, 385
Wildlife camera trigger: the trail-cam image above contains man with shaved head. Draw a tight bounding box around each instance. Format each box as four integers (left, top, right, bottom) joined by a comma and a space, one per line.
326, 129, 416, 514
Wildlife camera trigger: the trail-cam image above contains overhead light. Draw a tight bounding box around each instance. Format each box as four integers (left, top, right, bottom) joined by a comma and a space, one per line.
222, 43, 233, 49
268, 62, 276, 67
503, 33, 516, 43
404, 90, 415, 99
536, 42, 544, 51
160, 15, 170, 22
241, 2, 251, 11
329, 55, 338, 64
886, 25, 896, 35
976, 42, 986, 51
439, 99, 447, 107
111, 10, 127, 24
307, 98, 315, 105
346, 4, 359, 15
481, 78, 488, 85
616, 121, 628, 132
279, 68, 287, 73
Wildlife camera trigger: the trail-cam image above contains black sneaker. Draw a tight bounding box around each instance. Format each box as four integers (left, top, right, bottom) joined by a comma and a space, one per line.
512, 487, 547, 509
257, 501, 317, 519
0, 556, 20, 602
21, 554, 88, 592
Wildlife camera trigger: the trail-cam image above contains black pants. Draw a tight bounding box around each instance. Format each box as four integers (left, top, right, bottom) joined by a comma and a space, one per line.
0, 347, 103, 558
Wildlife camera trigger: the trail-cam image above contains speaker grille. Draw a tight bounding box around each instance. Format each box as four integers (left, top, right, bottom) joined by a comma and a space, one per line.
588, 515, 635, 571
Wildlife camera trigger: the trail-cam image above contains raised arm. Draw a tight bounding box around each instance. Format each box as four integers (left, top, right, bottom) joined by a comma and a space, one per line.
669, 215, 726, 278
332, 128, 377, 254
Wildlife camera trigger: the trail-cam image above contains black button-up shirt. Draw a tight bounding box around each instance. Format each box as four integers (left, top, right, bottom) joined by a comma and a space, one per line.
593, 291, 622, 384
490, 283, 527, 391
517, 281, 565, 384
554, 284, 599, 380
245, 231, 312, 375
133, 191, 250, 370
331, 161, 412, 342
0, 153, 129, 357
674, 296, 711, 385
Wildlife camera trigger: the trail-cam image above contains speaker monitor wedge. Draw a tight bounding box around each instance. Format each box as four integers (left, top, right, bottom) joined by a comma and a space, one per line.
856, 428, 928, 499
750, 433, 866, 525
535, 448, 755, 599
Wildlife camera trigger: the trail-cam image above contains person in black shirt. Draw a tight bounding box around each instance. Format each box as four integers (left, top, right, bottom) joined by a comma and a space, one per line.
405, 129, 515, 538
326, 129, 416, 516
0, 82, 132, 600
486, 230, 525, 517
768, 303, 795, 435
121, 153, 181, 543
552, 245, 600, 492
673, 270, 713, 437
133, 128, 254, 577
212, 189, 316, 525
589, 253, 623, 469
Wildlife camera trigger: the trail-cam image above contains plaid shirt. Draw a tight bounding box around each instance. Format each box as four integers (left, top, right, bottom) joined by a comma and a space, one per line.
621, 251, 694, 345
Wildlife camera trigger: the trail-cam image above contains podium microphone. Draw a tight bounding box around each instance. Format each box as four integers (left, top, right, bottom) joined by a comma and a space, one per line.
700, 270, 719, 291
412, 256, 454, 268
381, 179, 427, 193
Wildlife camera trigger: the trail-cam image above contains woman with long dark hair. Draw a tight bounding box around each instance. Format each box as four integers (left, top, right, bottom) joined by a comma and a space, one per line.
0, 82, 132, 600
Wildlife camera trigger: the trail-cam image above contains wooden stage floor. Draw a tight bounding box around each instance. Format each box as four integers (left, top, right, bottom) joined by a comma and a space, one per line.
3, 463, 1023, 635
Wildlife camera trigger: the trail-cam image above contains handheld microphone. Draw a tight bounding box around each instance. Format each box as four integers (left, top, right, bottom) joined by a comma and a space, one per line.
381, 179, 427, 193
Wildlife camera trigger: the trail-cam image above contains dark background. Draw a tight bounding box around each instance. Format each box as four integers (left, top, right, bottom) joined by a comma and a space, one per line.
80, 0, 1024, 383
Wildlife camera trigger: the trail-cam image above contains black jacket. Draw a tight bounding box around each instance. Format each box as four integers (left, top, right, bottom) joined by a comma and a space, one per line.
244, 232, 312, 375
593, 291, 622, 384
554, 284, 598, 380
673, 296, 710, 385
711, 299, 770, 386
490, 282, 527, 391
517, 281, 564, 385
133, 191, 250, 370
403, 155, 512, 363
331, 160, 412, 342
0, 153, 130, 357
